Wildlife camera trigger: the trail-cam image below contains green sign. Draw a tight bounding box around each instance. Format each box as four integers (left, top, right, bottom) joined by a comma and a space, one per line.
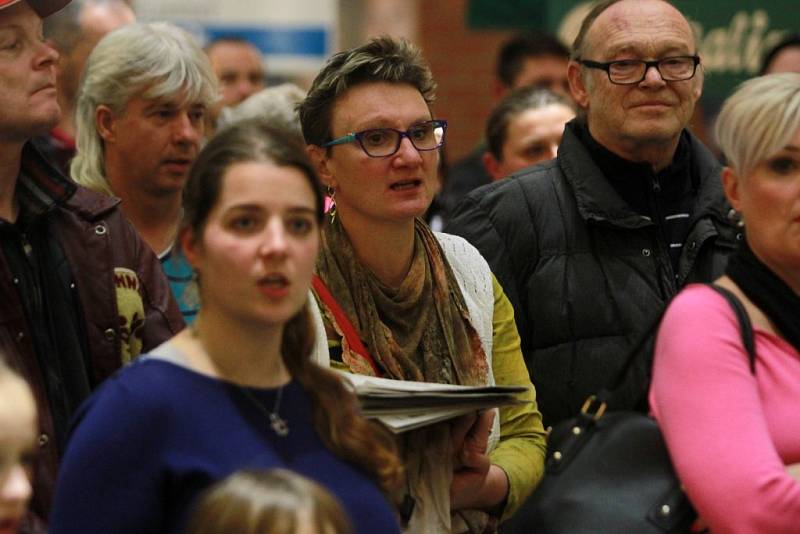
468, 0, 794, 105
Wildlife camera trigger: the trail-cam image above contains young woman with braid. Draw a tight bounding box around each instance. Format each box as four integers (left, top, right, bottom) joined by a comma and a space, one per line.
49, 121, 402, 534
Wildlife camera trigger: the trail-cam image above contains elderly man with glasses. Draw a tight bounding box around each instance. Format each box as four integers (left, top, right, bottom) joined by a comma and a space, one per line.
446, 0, 739, 428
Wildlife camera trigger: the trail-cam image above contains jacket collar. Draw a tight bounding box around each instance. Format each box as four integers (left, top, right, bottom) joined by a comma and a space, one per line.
557, 119, 728, 228
21, 141, 120, 221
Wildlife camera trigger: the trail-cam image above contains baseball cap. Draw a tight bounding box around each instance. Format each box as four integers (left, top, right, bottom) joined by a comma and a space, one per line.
0, 0, 71, 17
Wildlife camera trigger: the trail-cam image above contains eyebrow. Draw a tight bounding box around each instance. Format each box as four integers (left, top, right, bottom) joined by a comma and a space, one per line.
225, 204, 316, 214
603, 43, 693, 58
349, 112, 432, 130
144, 101, 205, 112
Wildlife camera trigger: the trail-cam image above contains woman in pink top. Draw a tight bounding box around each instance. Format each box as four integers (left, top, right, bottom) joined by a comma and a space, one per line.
650, 73, 800, 534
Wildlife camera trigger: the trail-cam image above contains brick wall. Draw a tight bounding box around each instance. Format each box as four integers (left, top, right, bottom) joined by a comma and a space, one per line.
418, 0, 514, 164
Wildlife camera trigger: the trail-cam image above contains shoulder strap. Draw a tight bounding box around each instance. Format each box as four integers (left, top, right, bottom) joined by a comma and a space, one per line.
707, 284, 757, 374
603, 282, 757, 405
311, 275, 383, 377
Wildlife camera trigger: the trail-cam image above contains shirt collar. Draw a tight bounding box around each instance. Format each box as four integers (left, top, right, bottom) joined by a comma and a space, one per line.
16, 141, 76, 219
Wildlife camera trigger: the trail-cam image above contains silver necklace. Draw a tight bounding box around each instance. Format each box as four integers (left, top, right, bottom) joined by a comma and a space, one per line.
189, 323, 289, 437
238, 385, 290, 437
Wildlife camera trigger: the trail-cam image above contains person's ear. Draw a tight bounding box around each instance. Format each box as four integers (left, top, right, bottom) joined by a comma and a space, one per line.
567, 61, 590, 109
721, 166, 743, 212
306, 144, 337, 189
95, 105, 117, 143
179, 226, 202, 270
482, 151, 503, 182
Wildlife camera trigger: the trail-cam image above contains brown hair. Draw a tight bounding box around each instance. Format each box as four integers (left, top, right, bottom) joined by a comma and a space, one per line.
181, 120, 402, 492
485, 86, 575, 160
297, 36, 437, 148
186, 468, 352, 534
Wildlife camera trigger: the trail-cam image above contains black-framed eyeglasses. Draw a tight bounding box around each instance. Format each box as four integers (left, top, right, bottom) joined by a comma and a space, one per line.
578, 55, 700, 85
322, 119, 447, 158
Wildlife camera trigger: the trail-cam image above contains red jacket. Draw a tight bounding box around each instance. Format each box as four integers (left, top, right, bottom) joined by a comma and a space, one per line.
0, 143, 184, 531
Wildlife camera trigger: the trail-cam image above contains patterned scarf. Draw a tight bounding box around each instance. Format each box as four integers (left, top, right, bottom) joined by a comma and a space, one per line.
315, 217, 488, 387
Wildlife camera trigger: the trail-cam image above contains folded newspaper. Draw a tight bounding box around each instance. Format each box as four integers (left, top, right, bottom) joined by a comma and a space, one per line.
337, 372, 531, 433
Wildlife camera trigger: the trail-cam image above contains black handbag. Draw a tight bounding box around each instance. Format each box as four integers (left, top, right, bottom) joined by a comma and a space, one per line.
502, 285, 756, 534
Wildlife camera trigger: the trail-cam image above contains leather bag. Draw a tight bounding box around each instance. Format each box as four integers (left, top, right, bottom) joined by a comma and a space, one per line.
502, 285, 755, 534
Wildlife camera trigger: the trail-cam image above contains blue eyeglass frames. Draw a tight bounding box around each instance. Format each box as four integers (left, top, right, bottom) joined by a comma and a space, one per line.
321, 119, 448, 158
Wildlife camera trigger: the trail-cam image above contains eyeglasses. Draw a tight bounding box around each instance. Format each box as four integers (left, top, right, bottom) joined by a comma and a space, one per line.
322, 119, 447, 158
578, 55, 700, 85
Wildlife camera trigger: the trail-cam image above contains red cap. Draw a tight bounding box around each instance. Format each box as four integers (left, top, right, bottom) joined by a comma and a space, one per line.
0, 0, 71, 17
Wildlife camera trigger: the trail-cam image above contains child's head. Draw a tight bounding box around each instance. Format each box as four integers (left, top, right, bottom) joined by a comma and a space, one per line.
0, 361, 36, 533
187, 469, 352, 534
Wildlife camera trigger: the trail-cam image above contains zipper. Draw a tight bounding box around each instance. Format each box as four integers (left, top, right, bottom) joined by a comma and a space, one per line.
648, 174, 677, 298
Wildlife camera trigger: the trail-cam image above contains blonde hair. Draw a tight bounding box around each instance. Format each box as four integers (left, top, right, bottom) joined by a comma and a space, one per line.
186, 469, 352, 534
71, 22, 217, 195
715, 73, 800, 177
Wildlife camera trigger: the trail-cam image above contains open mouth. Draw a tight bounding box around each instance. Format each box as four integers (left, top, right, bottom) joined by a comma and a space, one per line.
390, 179, 422, 191
258, 274, 289, 288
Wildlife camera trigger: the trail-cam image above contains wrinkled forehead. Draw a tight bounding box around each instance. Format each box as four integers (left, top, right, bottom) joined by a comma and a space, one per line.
586, 0, 696, 59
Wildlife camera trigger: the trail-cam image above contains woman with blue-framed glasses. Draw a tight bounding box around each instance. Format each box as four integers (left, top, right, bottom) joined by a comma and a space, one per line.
300, 36, 546, 533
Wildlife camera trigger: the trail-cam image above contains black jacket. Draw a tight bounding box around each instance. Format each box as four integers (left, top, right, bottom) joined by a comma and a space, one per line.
445, 122, 740, 427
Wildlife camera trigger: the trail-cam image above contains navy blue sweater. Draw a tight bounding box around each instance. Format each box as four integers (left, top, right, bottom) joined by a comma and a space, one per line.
49, 358, 400, 533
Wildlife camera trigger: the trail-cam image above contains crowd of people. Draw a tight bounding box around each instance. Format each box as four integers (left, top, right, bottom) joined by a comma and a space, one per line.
0, 0, 798, 533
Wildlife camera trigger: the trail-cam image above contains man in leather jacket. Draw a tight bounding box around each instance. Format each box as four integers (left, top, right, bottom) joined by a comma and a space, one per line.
446, 0, 740, 428
0, 1, 183, 530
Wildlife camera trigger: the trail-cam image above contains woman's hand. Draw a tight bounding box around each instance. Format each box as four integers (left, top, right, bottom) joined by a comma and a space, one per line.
449, 411, 509, 511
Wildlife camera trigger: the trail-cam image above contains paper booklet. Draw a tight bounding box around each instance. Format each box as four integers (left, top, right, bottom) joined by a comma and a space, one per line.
337, 372, 531, 434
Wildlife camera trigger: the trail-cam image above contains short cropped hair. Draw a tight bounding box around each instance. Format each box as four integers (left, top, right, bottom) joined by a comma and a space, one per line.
71, 22, 218, 195
205, 35, 258, 54
715, 73, 800, 178
496, 32, 569, 88
298, 36, 436, 147
486, 86, 575, 160
760, 34, 800, 75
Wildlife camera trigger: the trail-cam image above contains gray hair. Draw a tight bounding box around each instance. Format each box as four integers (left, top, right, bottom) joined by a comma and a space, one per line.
715, 73, 800, 178
71, 22, 218, 195
298, 36, 436, 147
216, 83, 306, 139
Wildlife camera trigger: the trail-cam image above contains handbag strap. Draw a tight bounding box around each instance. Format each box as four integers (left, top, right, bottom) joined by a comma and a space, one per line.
311, 275, 383, 377
598, 282, 757, 409
706, 283, 757, 374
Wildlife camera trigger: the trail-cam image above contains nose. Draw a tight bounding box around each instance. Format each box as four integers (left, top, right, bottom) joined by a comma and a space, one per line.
34, 39, 59, 70
172, 112, 202, 145
641, 64, 666, 87
236, 80, 256, 101
392, 135, 424, 167
0, 464, 32, 507
258, 219, 288, 258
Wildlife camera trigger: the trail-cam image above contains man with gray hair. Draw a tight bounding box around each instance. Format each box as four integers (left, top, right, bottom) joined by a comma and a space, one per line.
71, 21, 217, 323
33, 0, 134, 174
0, 1, 182, 530
447, 0, 740, 428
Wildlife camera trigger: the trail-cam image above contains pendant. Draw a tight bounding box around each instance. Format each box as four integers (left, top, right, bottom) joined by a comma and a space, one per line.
270, 413, 290, 437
